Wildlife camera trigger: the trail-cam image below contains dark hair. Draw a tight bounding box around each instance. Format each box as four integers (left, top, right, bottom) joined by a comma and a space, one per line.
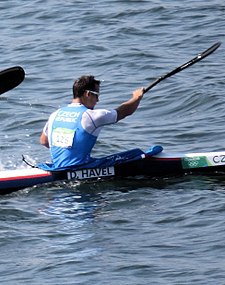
73, 75, 100, 98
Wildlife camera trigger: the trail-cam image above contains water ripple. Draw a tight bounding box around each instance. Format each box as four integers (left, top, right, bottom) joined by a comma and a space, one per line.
1, 0, 225, 284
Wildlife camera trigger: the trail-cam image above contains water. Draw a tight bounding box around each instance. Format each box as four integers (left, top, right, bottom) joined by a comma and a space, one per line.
0, 0, 225, 284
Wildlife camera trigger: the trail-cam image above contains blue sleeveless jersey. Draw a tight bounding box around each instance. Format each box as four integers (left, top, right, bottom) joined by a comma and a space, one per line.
48, 104, 97, 168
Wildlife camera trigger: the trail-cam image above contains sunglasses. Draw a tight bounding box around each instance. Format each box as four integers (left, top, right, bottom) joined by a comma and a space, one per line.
86, 90, 99, 98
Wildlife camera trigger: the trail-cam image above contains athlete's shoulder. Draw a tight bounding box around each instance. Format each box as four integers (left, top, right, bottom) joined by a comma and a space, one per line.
86, 108, 117, 117
84, 108, 117, 125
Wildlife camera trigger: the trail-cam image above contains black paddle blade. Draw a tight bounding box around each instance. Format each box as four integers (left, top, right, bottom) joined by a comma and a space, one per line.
0, 66, 25, 95
144, 42, 221, 93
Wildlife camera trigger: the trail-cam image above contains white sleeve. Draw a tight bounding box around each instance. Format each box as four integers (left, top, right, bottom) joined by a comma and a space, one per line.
43, 122, 48, 136
81, 109, 118, 136
42, 111, 58, 137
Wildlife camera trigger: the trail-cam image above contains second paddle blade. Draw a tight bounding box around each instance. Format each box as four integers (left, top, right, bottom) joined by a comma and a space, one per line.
0, 66, 25, 95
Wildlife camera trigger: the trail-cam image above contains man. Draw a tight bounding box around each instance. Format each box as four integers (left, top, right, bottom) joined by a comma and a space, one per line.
40, 75, 145, 169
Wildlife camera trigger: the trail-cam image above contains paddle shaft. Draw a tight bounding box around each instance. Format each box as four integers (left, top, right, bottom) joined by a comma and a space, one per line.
144, 42, 221, 93
0, 66, 25, 95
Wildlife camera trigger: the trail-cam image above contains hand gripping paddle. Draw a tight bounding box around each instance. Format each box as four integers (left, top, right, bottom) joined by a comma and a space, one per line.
144, 42, 221, 93
0, 66, 25, 95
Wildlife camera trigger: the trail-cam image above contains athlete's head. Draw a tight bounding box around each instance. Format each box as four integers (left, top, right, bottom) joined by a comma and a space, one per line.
73, 75, 100, 99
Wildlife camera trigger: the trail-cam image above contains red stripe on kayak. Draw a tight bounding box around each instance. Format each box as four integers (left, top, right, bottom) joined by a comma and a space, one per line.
145, 156, 180, 161
0, 172, 51, 182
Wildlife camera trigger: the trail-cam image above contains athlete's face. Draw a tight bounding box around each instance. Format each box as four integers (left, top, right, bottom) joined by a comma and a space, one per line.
85, 84, 100, 109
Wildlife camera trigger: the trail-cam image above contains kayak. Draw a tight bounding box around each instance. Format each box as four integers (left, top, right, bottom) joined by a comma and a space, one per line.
1, 149, 225, 195
0, 44, 222, 195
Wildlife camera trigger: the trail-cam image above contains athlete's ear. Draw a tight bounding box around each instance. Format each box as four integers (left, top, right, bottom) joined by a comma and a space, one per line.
84, 90, 90, 97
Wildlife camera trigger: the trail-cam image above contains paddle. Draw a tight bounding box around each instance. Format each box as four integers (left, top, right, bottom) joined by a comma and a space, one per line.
0, 66, 25, 95
144, 42, 221, 93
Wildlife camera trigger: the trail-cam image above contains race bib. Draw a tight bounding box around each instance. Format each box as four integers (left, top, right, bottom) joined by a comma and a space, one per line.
52, 127, 75, 148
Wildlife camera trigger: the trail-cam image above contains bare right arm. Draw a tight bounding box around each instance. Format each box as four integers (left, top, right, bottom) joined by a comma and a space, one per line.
116, 87, 145, 121
40, 132, 49, 148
